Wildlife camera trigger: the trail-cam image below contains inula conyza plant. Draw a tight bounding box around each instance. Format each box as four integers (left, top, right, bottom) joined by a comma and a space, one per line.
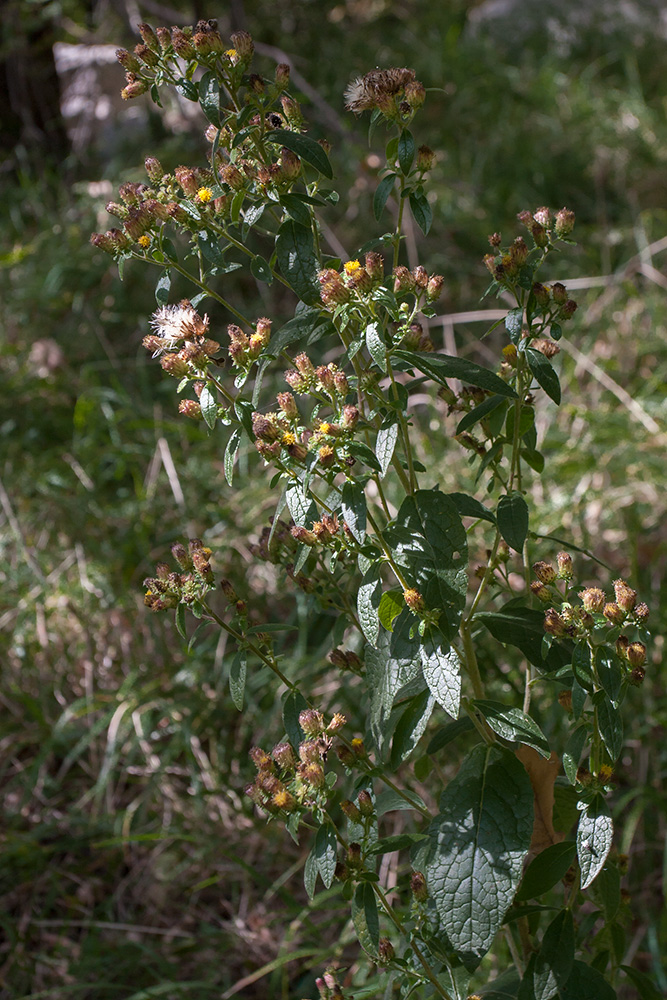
92, 19, 657, 999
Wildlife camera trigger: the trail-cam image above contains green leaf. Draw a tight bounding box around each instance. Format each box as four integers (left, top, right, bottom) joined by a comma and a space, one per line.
390, 688, 436, 768
497, 492, 529, 552
505, 404, 535, 444
456, 395, 507, 435
475, 605, 572, 672
373, 173, 396, 221
505, 307, 523, 344
572, 642, 594, 692
275, 220, 319, 304
426, 717, 475, 754
199, 384, 217, 430
229, 650, 246, 710
516, 842, 576, 901
620, 966, 663, 1000
285, 479, 318, 527
474, 700, 549, 757
393, 349, 518, 398
366, 321, 387, 372
367, 833, 428, 855
358, 564, 382, 647
267, 306, 332, 357
366, 613, 424, 757
341, 481, 367, 544
242, 202, 265, 230
282, 688, 307, 749
304, 847, 318, 899
597, 651, 623, 706
315, 822, 337, 889
352, 882, 380, 957
250, 254, 273, 284
447, 492, 496, 524
376, 419, 399, 478
595, 693, 623, 762
155, 270, 171, 305
560, 961, 617, 1000
424, 745, 534, 968
378, 590, 404, 632
588, 864, 620, 920
346, 439, 382, 472
175, 77, 198, 101
408, 190, 433, 235
420, 634, 461, 719
199, 71, 221, 125
532, 909, 575, 999
197, 230, 225, 268
375, 786, 426, 817
224, 428, 241, 486
577, 796, 613, 889
264, 129, 333, 178
175, 603, 187, 640
383, 490, 468, 642
563, 725, 588, 785
398, 129, 415, 175
279, 193, 312, 227
527, 348, 561, 405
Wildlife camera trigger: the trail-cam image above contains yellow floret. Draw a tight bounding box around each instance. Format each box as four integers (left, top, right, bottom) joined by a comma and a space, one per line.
197, 187, 213, 204
138, 235, 151, 248
344, 259, 361, 275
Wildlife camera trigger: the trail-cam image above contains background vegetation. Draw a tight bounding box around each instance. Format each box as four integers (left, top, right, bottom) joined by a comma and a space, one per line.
1, 0, 665, 997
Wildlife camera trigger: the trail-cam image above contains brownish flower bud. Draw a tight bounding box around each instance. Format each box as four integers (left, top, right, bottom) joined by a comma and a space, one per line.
178, 399, 202, 419
337, 744, 355, 766
279, 147, 301, 180
347, 842, 362, 867
488, 232, 502, 248
532, 282, 550, 308
378, 937, 395, 964
556, 551, 573, 580
411, 871, 428, 902
249, 746, 274, 771
576, 766, 593, 786
159, 353, 189, 378
533, 206, 551, 229
351, 737, 366, 757
531, 580, 551, 602
510, 236, 528, 267
554, 207, 575, 237
404, 79, 425, 108
328, 712, 346, 733
275, 392, 298, 420
517, 210, 533, 228
483, 253, 497, 275
579, 587, 606, 613
138, 22, 159, 49
302, 761, 325, 788
333, 370, 349, 395
318, 445, 336, 469
274, 62, 290, 90
170, 26, 195, 59
171, 542, 191, 569
544, 608, 566, 636
627, 642, 647, 668
116, 48, 142, 72
273, 788, 296, 812
341, 799, 362, 823
531, 338, 560, 359
134, 42, 159, 67
560, 299, 578, 319
230, 29, 254, 62
629, 665, 645, 686
340, 405, 359, 430
280, 95, 304, 129
293, 352, 314, 377
299, 709, 325, 736
633, 602, 649, 623
416, 145, 435, 173
358, 790, 373, 816
173, 166, 197, 197
413, 264, 429, 288
613, 579, 637, 612
290, 525, 317, 546
603, 602, 625, 625
533, 560, 556, 584
220, 163, 245, 191
252, 413, 280, 442
193, 27, 224, 55
393, 265, 414, 293
426, 273, 444, 301
363, 251, 384, 281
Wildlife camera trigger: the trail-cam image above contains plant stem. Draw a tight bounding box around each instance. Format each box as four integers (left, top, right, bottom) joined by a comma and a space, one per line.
459, 619, 485, 699
203, 604, 294, 689
373, 885, 453, 1000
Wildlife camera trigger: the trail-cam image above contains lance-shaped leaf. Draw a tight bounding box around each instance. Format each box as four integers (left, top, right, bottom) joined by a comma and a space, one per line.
341, 480, 367, 543
424, 745, 533, 968
365, 614, 424, 757
376, 419, 399, 478
515, 841, 576, 901
496, 492, 529, 553
577, 796, 613, 889
315, 821, 338, 889
390, 688, 436, 768
358, 563, 382, 646
352, 882, 380, 957
384, 490, 468, 642
475, 700, 550, 758
420, 634, 461, 720
594, 691, 623, 762
393, 349, 518, 398
285, 479, 318, 526
527, 348, 561, 405
229, 650, 246, 710
275, 220, 319, 304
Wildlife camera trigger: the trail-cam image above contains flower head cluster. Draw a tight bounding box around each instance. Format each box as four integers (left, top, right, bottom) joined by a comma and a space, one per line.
143, 539, 214, 611
245, 709, 345, 819
344, 67, 423, 122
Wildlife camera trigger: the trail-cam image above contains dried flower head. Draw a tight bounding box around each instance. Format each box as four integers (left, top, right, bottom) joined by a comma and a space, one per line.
344, 67, 416, 114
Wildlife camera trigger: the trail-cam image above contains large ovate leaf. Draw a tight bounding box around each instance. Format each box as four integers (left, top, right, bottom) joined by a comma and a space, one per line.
393, 349, 518, 398
577, 796, 613, 889
424, 745, 533, 968
275, 220, 319, 304
420, 633, 461, 719
532, 909, 575, 999
383, 490, 468, 642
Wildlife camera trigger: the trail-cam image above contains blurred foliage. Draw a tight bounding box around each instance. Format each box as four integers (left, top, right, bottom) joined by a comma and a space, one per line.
0, 0, 665, 996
